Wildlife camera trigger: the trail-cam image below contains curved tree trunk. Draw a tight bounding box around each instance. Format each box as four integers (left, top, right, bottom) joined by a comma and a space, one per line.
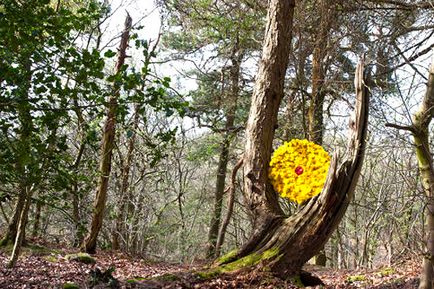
216, 0, 370, 275
0, 60, 33, 248
220, 61, 369, 278
242, 0, 295, 231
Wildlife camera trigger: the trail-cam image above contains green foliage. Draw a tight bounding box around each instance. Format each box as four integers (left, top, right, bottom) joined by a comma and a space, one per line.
162, 0, 257, 133
0, 0, 107, 208
0, 0, 189, 227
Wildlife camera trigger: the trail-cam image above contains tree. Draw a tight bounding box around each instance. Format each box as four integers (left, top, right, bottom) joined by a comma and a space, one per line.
386, 56, 434, 289
0, 0, 107, 266
161, 0, 262, 258
81, 13, 133, 254
213, 0, 370, 280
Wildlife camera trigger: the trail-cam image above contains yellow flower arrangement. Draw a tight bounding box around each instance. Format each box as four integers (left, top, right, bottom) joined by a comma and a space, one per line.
269, 139, 331, 204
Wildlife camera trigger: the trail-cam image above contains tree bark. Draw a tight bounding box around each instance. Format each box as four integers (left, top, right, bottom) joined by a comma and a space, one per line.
386, 56, 434, 289
81, 13, 132, 254
306, 0, 337, 266
415, 61, 434, 289
1, 60, 33, 251
307, 0, 334, 145
409, 57, 434, 289
112, 105, 140, 251
207, 44, 243, 258
71, 94, 87, 247
242, 0, 295, 231
32, 200, 42, 238
7, 186, 33, 268
220, 54, 369, 278
215, 158, 244, 257
0, 196, 25, 247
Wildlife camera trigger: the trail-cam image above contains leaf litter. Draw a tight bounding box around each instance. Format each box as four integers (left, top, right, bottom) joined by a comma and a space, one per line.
0, 241, 421, 288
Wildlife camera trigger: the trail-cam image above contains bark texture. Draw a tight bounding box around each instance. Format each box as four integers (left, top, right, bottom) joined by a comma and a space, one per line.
7, 186, 33, 268
221, 56, 369, 278
243, 0, 295, 230
6, 60, 34, 267
411, 58, 434, 289
81, 14, 132, 254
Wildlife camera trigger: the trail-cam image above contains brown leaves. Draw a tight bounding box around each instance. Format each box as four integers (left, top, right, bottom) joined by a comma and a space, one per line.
0, 245, 422, 289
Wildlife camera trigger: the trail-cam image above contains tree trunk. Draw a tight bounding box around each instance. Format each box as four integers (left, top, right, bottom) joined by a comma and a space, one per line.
1, 60, 33, 249
307, 0, 334, 145
242, 0, 295, 231
0, 196, 25, 246
71, 179, 85, 247
81, 14, 132, 254
71, 113, 86, 246
215, 158, 244, 257
306, 0, 337, 267
386, 55, 434, 289
219, 50, 369, 280
412, 58, 434, 289
7, 186, 33, 268
207, 45, 243, 258
32, 201, 42, 238
112, 105, 140, 251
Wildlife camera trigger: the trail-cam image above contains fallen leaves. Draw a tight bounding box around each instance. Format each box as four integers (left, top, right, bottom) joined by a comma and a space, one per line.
0, 242, 423, 288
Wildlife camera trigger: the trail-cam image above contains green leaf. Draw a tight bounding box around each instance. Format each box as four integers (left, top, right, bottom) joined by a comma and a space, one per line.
104, 49, 117, 58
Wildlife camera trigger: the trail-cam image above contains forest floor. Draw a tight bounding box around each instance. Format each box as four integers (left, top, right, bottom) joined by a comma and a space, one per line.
0, 239, 420, 288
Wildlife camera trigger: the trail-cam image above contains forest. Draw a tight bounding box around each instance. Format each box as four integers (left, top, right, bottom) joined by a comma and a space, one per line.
1, 0, 434, 288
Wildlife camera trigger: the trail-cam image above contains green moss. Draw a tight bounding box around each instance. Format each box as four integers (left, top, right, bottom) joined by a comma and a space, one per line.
289, 275, 304, 287
44, 255, 58, 263
155, 273, 180, 282
63, 282, 79, 289
346, 275, 366, 283
377, 267, 395, 277
65, 252, 96, 264
197, 248, 280, 279
126, 277, 146, 283
262, 247, 279, 260
216, 249, 238, 264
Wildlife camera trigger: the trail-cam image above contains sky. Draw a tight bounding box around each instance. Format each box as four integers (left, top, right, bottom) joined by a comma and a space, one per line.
104, 0, 161, 43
